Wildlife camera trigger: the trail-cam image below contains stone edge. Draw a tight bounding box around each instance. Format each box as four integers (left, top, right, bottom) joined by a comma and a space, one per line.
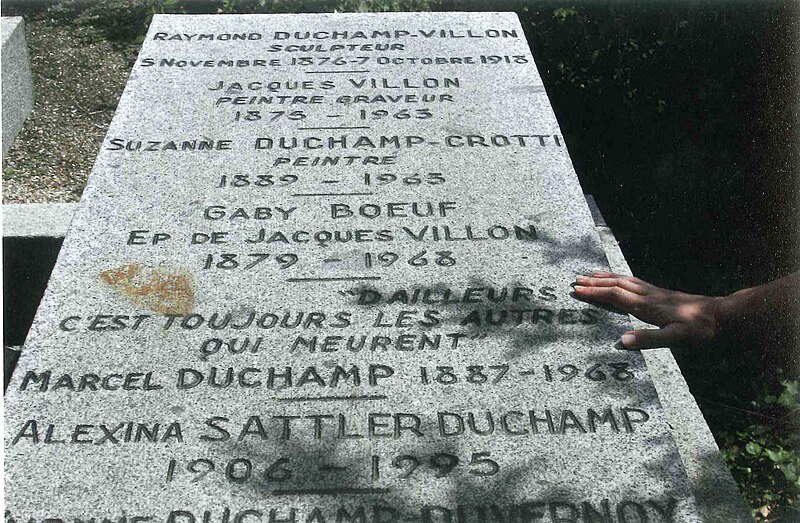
587, 196, 753, 522
2, 203, 78, 238
1, 16, 35, 156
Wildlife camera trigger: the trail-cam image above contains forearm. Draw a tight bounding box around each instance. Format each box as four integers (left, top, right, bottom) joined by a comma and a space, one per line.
714, 271, 800, 345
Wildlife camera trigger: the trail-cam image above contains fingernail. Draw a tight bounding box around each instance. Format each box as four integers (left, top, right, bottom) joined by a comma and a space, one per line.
575, 275, 589, 284
618, 333, 636, 349
614, 334, 636, 350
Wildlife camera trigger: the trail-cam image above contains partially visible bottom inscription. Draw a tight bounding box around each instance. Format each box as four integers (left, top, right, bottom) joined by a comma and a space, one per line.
7, 497, 680, 523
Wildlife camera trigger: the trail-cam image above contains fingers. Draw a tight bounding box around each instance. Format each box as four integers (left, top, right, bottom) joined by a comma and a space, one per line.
589, 271, 654, 289
572, 284, 642, 311
579, 272, 690, 350
575, 275, 645, 294
616, 324, 688, 350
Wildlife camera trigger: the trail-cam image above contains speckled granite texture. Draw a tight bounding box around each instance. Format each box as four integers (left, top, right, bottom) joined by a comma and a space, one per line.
5, 13, 734, 522
2, 17, 34, 155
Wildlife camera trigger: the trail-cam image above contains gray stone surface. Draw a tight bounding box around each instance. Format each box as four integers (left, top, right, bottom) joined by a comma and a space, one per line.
6, 12, 716, 521
588, 197, 752, 522
3, 203, 79, 237
0, 199, 753, 520
1, 17, 34, 155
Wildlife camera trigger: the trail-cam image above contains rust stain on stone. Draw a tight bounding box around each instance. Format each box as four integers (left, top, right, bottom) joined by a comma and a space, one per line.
100, 263, 194, 314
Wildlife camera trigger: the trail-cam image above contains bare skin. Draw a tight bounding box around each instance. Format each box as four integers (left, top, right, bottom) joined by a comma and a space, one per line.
572, 270, 800, 351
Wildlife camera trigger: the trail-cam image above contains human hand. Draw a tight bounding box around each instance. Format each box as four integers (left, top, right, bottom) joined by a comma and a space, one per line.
572, 271, 722, 350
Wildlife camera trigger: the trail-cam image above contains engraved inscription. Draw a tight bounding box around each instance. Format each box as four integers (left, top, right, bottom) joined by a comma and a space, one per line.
4, 12, 699, 520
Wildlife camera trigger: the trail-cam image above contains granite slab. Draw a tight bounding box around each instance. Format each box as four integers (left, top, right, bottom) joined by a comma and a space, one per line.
1, 16, 34, 155
6, 13, 705, 522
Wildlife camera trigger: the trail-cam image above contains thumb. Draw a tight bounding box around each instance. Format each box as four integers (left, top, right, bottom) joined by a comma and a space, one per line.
616, 324, 688, 350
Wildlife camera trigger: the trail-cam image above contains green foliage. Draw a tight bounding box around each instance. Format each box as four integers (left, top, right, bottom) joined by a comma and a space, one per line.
23, 0, 438, 39
722, 378, 800, 521
334, 0, 432, 12
217, 0, 337, 15
42, 0, 154, 42
215, 0, 432, 14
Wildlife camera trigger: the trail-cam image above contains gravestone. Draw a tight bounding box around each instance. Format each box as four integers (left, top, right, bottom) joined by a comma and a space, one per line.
6, 12, 709, 522
1, 16, 34, 155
